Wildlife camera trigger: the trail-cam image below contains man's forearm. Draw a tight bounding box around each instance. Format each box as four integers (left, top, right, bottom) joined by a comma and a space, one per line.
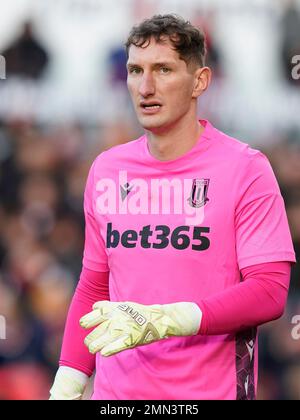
59, 267, 110, 375
198, 261, 291, 336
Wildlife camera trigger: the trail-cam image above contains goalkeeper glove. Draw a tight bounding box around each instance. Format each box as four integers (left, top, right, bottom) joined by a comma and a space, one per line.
80, 301, 202, 357
49, 366, 89, 400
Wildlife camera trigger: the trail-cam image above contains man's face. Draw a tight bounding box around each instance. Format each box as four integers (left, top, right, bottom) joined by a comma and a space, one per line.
127, 37, 199, 133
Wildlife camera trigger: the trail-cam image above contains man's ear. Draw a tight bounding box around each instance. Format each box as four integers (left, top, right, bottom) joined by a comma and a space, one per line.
192, 67, 212, 99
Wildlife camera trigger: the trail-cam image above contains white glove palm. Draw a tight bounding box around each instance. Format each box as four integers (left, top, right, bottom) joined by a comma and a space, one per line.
49, 366, 89, 400
80, 301, 202, 357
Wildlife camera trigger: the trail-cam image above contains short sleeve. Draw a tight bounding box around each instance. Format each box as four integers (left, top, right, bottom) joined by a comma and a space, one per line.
235, 151, 296, 270
82, 158, 109, 272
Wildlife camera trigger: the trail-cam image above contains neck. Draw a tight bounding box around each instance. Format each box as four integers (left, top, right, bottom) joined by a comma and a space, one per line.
146, 114, 204, 162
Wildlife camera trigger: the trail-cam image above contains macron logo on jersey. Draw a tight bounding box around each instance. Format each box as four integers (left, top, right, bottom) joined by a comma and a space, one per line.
120, 183, 134, 202
246, 340, 254, 362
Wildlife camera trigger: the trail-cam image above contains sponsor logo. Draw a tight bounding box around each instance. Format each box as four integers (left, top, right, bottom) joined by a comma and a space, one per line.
106, 223, 210, 251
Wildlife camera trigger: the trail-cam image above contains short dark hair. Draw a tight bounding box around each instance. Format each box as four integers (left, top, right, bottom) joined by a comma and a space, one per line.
125, 14, 207, 68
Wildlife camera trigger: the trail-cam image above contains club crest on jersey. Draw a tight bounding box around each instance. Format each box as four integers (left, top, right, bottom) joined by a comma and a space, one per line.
188, 179, 210, 208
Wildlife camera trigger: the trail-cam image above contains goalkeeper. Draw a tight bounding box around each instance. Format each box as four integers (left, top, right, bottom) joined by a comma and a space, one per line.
50, 14, 296, 400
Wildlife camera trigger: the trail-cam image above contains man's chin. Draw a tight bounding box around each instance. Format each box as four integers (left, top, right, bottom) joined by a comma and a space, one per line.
138, 116, 166, 133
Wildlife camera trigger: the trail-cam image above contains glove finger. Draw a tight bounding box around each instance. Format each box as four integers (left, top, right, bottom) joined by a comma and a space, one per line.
100, 334, 132, 357
79, 309, 107, 329
84, 320, 110, 348
87, 330, 120, 354
80, 301, 120, 329
92, 300, 120, 314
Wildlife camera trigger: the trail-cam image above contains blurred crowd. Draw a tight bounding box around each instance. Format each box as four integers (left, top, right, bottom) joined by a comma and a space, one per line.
0, 116, 138, 400
0, 0, 299, 400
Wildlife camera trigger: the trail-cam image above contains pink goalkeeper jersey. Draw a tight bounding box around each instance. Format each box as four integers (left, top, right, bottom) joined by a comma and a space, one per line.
82, 120, 296, 400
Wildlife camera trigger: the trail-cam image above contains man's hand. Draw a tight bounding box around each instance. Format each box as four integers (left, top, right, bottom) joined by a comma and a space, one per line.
80, 300, 202, 357
49, 366, 89, 400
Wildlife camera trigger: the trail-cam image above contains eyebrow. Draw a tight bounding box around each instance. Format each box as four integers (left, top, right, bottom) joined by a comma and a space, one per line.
126, 61, 177, 69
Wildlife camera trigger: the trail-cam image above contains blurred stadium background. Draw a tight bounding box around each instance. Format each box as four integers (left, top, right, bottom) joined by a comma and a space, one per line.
0, 0, 299, 400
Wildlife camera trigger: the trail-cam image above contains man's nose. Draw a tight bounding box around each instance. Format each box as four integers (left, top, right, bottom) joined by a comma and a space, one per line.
139, 72, 155, 97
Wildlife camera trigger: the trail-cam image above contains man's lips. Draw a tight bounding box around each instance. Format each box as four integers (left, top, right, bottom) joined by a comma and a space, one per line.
139, 101, 163, 114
